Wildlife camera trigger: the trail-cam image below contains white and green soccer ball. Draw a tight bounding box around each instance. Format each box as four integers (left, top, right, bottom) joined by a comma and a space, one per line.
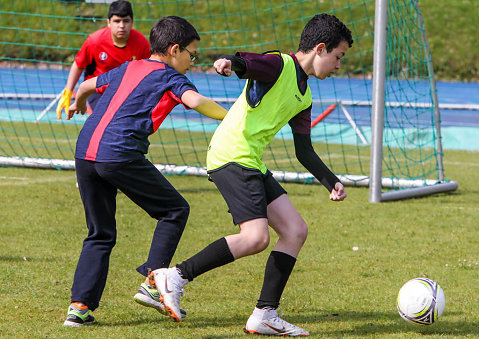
396, 278, 446, 325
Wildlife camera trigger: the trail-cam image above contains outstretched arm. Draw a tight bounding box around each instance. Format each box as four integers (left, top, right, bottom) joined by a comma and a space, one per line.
67, 77, 97, 120
181, 90, 227, 121
213, 56, 246, 77
56, 62, 85, 119
293, 132, 347, 201
64, 62, 85, 93
213, 52, 282, 82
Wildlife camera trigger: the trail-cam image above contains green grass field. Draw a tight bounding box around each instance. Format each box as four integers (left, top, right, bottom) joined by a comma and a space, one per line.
0, 148, 478, 338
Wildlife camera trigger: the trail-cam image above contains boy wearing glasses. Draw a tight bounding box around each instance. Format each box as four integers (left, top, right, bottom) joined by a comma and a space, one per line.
63, 16, 227, 327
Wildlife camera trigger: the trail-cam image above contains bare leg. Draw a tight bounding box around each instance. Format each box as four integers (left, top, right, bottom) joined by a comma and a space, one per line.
225, 217, 270, 259
267, 194, 308, 258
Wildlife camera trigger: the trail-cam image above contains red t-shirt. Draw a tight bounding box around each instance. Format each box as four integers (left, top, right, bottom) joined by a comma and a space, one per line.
75, 27, 150, 80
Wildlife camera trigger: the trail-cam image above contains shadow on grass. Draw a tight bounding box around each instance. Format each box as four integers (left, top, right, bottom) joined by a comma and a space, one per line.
90, 308, 476, 337
334, 319, 476, 337
288, 309, 476, 337
93, 312, 247, 328
89, 313, 257, 338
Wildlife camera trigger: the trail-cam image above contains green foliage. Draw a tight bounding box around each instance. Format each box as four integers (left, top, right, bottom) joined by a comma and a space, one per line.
0, 148, 478, 338
1, 0, 477, 80
419, 0, 479, 81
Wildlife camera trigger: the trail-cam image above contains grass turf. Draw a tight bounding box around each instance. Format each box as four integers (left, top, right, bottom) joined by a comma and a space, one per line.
0, 148, 478, 338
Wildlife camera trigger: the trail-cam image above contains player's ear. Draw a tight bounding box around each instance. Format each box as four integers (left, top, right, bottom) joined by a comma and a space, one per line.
169, 43, 180, 57
107, 19, 111, 28
315, 43, 326, 55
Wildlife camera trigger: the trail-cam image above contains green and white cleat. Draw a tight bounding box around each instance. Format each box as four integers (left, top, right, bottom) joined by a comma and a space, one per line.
63, 304, 95, 327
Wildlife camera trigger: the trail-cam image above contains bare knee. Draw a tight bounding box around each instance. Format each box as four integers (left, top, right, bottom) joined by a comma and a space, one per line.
295, 220, 308, 245
243, 232, 270, 255
283, 220, 308, 246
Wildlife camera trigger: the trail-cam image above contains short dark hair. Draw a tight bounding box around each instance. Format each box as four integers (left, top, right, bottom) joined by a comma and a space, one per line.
108, 0, 133, 20
149, 16, 200, 55
298, 13, 353, 53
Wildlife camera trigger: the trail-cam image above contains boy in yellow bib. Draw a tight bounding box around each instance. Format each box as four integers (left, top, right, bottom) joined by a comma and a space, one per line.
154, 14, 353, 336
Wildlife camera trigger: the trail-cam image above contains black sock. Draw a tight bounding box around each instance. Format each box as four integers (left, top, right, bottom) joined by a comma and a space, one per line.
176, 237, 234, 282
256, 251, 296, 309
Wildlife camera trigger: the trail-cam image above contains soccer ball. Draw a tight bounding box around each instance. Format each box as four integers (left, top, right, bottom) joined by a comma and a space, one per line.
396, 278, 446, 325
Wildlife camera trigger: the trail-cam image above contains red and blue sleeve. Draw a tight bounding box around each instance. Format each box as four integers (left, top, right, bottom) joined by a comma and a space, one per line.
169, 73, 198, 108
95, 65, 124, 95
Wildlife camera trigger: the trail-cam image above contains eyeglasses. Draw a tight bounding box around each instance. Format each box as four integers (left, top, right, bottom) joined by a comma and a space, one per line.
170, 41, 197, 62
183, 46, 197, 62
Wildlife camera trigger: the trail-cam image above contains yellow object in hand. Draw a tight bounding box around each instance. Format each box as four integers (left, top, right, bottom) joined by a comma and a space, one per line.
56, 89, 74, 119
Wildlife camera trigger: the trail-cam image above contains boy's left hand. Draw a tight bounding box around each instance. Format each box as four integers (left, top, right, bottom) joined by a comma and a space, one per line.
214, 58, 232, 76
330, 182, 347, 201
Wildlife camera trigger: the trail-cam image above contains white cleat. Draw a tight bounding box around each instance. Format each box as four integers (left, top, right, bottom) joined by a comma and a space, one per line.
244, 307, 310, 336
153, 267, 188, 322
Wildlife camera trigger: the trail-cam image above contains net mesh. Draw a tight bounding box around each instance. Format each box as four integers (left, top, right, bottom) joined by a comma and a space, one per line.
0, 0, 446, 188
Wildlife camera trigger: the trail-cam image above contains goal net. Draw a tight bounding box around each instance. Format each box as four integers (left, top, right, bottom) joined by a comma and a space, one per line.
0, 0, 457, 201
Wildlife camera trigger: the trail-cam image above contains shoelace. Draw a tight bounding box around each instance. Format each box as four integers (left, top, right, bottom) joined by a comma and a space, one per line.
270, 314, 288, 326
168, 279, 186, 304
260, 309, 307, 334
268, 313, 303, 332
171, 269, 187, 295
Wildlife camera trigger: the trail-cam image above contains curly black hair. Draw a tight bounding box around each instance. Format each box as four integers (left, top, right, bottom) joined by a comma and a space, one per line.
298, 13, 353, 53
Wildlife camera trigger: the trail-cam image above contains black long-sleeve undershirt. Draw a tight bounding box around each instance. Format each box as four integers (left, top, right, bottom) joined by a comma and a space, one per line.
219, 54, 247, 77
293, 133, 340, 192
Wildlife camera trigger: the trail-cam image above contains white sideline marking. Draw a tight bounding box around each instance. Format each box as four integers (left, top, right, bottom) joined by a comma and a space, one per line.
0, 175, 75, 186
444, 160, 479, 167
442, 206, 479, 212
0, 176, 28, 180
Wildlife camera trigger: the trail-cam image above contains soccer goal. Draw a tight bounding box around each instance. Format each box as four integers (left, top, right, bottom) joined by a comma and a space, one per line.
0, 0, 457, 202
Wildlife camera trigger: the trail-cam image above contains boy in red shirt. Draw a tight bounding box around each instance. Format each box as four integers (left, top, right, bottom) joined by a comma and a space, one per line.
56, 0, 150, 118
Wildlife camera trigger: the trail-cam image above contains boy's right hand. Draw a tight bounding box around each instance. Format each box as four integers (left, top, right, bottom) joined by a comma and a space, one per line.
214, 58, 232, 76
67, 100, 87, 120
330, 182, 347, 201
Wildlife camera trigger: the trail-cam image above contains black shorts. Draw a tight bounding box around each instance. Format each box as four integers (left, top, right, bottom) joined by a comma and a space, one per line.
208, 163, 287, 225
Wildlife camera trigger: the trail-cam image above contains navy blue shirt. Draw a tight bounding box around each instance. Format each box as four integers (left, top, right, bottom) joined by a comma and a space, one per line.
75, 59, 197, 162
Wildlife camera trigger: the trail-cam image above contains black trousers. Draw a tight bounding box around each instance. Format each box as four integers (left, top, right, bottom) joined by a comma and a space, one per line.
71, 158, 189, 310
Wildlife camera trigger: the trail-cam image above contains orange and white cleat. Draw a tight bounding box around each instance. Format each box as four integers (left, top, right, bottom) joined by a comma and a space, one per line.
153, 267, 188, 322
134, 269, 187, 318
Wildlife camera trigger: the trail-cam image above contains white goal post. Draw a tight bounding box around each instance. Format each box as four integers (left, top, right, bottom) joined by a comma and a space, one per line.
368, 0, 457, 202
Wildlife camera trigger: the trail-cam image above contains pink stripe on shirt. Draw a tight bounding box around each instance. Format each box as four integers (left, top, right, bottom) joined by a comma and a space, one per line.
85, 60, 165, 160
